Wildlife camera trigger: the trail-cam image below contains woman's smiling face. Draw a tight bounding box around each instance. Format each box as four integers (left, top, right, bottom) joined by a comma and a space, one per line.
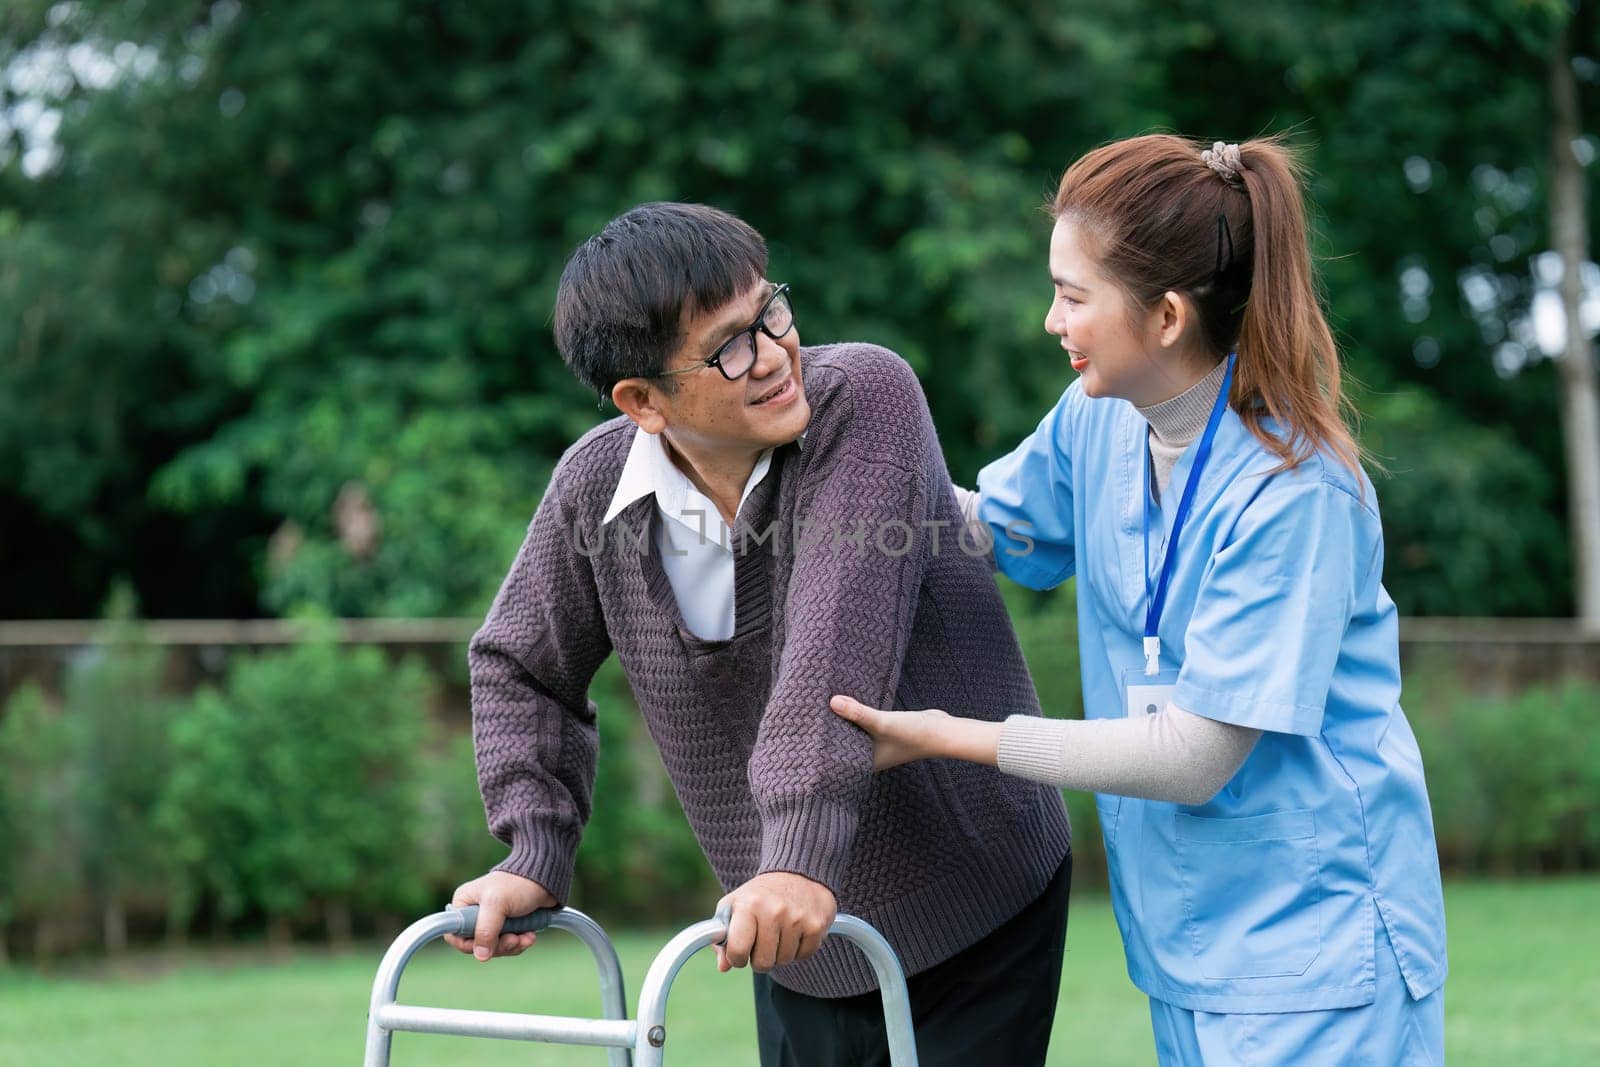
1045, 217, 1192, 408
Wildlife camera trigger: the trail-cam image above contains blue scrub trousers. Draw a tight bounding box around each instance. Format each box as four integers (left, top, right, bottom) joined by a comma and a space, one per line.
1147, 926, 1444, 1066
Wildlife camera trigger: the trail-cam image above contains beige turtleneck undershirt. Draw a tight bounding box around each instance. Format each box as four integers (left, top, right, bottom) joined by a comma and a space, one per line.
1139, 357, 1230, 501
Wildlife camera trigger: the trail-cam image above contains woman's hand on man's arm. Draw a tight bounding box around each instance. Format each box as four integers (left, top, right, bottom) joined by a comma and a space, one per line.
828, 696, 1003, 771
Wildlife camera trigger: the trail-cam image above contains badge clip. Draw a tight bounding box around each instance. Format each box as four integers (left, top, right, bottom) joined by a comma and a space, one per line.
1143, 635, 1161, 676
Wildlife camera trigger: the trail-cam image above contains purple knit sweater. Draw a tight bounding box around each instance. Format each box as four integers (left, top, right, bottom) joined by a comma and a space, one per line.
470, 342, 1070, 998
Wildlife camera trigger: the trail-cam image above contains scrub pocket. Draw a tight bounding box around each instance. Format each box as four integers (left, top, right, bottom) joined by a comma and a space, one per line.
1174, 808, 1322, 980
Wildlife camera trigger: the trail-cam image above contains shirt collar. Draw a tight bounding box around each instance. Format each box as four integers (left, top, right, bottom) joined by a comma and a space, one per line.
602, 426, 668, 524
602, 427, 774, 526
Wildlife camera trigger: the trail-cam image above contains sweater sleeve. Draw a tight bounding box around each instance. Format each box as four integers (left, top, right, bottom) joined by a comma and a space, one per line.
468, 472, 613, 903
748, 347, 933, 894
995, 704, 1260, 806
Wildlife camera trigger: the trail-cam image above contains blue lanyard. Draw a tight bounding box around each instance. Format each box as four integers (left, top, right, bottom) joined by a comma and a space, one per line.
1142, 354, 1236, 675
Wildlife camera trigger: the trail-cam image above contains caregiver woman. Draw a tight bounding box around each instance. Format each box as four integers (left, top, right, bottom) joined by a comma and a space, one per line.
831, 135, 1448, 1065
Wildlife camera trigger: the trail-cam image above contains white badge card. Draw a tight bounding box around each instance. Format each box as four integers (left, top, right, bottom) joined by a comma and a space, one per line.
1122, 666, 1179, 718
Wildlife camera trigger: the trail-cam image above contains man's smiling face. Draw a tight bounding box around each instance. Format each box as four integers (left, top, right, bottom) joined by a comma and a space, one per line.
651, 278, 810, 455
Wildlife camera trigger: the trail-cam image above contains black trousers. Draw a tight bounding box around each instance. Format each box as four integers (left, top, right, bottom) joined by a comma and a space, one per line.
752, 851, 1072, 1067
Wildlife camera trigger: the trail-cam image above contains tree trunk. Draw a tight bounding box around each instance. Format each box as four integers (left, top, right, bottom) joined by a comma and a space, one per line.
1550, 10, 1600, 628
165, 892, 191, 953
33, 917, 56, 959
102, 897, 127, 956
374, 911, 404, 944
266, 913, 294, 959
324, 900, 353, 949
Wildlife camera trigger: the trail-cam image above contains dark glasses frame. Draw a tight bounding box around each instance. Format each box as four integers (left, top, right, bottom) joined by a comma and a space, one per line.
655, 283, 794, 382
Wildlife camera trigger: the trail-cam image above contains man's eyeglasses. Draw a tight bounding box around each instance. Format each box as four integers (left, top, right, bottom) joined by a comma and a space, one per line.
656, 283, 794, 382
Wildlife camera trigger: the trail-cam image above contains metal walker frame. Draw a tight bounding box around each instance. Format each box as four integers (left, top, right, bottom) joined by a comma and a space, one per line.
363, 904, 918, 1065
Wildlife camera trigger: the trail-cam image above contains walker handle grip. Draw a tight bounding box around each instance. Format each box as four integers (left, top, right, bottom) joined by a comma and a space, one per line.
445, 904, 559, 938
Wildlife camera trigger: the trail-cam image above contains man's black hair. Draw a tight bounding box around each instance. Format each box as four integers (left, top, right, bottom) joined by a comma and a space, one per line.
553, 202, 768, 399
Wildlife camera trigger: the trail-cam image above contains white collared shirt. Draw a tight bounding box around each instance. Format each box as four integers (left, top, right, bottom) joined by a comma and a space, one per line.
602, 428, 774, 640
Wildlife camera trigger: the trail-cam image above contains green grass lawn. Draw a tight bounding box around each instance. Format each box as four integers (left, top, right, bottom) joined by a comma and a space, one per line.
1, 879, 1595, 1066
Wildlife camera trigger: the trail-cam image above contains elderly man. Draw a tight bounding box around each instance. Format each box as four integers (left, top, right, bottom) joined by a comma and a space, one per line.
447, 202, 1072, 1065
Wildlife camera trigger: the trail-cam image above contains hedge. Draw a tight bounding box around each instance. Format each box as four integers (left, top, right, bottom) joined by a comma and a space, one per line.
1, 609, 1595, 960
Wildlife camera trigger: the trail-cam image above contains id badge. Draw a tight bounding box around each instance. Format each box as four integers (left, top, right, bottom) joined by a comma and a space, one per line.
1121, 666, 1179, 718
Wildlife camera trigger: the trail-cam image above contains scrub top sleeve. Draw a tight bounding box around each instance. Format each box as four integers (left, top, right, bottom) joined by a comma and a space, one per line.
976, 387, 1078, 591
1175, 479, 1367, 736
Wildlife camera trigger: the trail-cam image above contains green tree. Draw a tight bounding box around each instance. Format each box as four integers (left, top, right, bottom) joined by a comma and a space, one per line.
0, 684, 88, 959
68, 608, 184, 952
1548, 1, 1600, 623
4, 0, 1598, 619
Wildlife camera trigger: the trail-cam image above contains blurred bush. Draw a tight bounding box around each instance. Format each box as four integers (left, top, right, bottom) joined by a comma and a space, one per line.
0, 682, 89, 961
412, 727, 507, 902
157, 630, 442, 945
1410, 675, 1600, 874
3, 606, 1597, 961
67, 609, 185, 953
0, 621, 724, 960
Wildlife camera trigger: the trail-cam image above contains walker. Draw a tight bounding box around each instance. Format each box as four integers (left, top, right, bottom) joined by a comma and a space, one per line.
363, 902, 918, 1065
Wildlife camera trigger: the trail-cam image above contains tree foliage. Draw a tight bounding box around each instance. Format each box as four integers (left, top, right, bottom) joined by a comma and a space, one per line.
1, 0, 1595, 617
67, 593, 185, 949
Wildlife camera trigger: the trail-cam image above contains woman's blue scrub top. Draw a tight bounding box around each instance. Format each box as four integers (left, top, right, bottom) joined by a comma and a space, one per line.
977, 381, 1448, 1013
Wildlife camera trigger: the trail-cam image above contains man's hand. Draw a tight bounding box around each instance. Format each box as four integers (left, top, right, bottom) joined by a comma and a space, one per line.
715, 871, 837, 973
444, 870, 559, 961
